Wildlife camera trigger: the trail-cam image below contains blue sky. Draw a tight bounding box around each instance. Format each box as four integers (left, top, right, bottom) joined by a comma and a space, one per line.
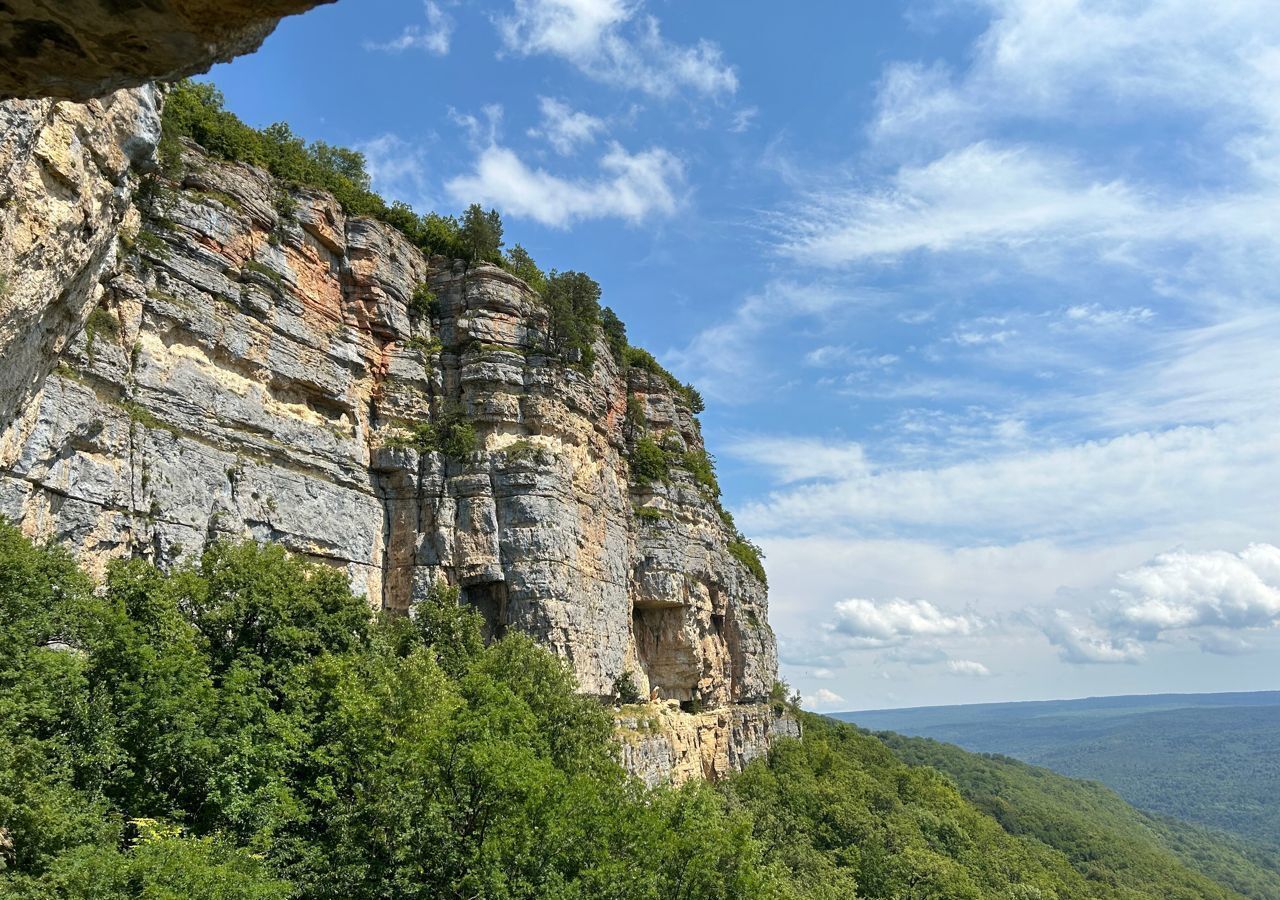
205, 0, 1280, 710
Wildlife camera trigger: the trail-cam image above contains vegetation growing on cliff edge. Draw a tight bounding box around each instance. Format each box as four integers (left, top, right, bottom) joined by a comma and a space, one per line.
3, 522, 1269, 900
160, 80, 705, 412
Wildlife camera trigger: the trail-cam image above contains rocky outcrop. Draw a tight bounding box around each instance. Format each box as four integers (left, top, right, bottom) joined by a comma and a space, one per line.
0, 86, 161, 433
0, 96, 795, 782
617, 702, 802, 787
0, 1, 333, 101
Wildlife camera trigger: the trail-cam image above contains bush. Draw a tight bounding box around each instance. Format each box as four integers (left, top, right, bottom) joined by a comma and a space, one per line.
630, 435, 670, 484
613, 671, 643, 705
681, 448, 720, 497
728, 539, 767, 586
161, 81, 475, 259
384, 410, 477, 460
634, 505, 668, 525
408, 283, 439, 321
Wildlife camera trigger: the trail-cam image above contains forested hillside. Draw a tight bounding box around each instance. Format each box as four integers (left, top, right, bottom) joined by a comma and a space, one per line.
0, 521, 1271, 899
877, 731, 1280, 900
842, 695, 1280, 850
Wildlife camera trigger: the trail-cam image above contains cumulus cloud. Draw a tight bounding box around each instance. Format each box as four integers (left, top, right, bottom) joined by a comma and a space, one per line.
527, 96, 607, 154
946, 659, 991, 677
1108, 544, 1280, 637
1042, 610, 1145, 665
445, 142, 682, 227
365, 0, 453, 55
1036, 545, 1280, 664
804, 688, 847, 709
829, 597, 982, 648
495, 0, 737, 99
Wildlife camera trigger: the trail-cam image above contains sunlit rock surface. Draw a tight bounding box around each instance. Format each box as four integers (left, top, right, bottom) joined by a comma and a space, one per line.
0, 95, 794, 781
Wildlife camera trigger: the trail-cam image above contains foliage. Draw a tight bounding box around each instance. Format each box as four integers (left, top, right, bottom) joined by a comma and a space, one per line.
543, 270, 602, 371
384, 409, 477, 459
161, 81, 469, 258
407, 283, 439, 321
613, 671, 643, 705
459, 203, 504, 263
0, 523, 780, 899
634, 505, 668, 525
877, 729, 1280, 900
681, 448, 721, 497
502, 245, 547, 295
728, 539, 768, 586
0, 523, 1269, 900
600, 306, 628, 363
630, 435, 670, 484
84, 306, 120, 359
619, 346, 704, 411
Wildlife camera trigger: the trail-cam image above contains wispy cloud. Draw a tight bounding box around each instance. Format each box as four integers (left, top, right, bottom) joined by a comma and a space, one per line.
527, 96, 607, 155
356, 134, 436, 212
365, 0, 453, 55
445, 142, 683, 227
733, 420, 1280, 544
495, 0, 737, 99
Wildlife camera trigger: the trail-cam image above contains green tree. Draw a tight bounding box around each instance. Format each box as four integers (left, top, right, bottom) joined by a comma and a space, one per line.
544, 270, 602, 370
504, 244, 547, 295
601, 306, 628, 364
459, 203, 504, 262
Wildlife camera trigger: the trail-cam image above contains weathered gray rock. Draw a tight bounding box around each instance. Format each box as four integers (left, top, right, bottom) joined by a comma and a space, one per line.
0, 95, 792, 782
0, 86, 160, 434
0, 1, 334, 101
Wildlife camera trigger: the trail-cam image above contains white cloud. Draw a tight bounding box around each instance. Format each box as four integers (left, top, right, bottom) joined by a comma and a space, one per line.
779, 142, 1145, 268
1062, 304, 1155, 328
450, 104, 505, 147
946, 659, 991, 677
1109, 544, 1280, 637
804, 687, 847, 709
527, 96, 607, 155
666, 280, 886, 400
365, 0, 453, 55
728, 436, 868, 484
445, 142, 682, 227
729, 107, 759, 133
804, 345, 900, 370
1042, 610, 1145, 665
734, 419, 1280, 544
495, 0, 737, 99
830, 597, 981, 647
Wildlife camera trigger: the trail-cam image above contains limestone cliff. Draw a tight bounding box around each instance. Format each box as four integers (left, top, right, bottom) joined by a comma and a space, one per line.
0, 91, 796, 783
0, 2, 334, 100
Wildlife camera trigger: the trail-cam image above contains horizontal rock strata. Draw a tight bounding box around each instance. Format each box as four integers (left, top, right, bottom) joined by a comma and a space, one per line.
0, 93, 796, 781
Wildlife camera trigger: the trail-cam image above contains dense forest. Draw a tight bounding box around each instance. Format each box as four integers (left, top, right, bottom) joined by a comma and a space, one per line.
844, 696, 1280, 850
0, 521, 1273, 899
878, 732, 1280, 900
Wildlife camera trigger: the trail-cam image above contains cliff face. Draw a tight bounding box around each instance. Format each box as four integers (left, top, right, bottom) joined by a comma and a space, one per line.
0, 92, 795, 784
0, 2, 333, 100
